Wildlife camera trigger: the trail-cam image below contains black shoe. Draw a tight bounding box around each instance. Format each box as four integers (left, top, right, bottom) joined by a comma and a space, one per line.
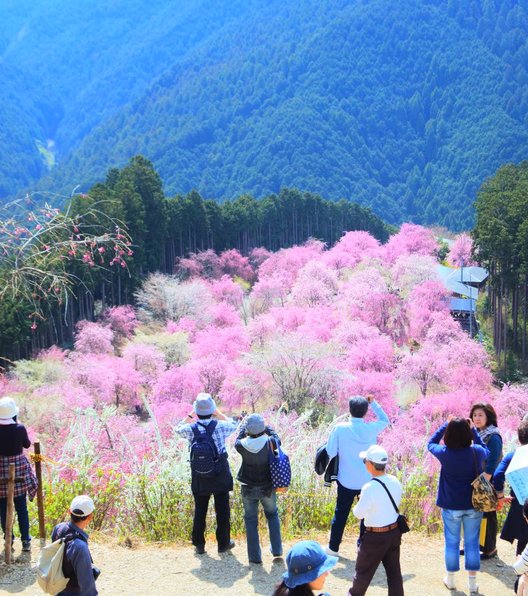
249, 559, 262, 564
22, 541, 31, 552
480, 549, 497, 560
194, 545, 206, 555
218, 540, 235, 553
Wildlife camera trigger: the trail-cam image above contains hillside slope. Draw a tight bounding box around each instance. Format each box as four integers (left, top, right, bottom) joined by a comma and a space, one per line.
2, 0, 528, 229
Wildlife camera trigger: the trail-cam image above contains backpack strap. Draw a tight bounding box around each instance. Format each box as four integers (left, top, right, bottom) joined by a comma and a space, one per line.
192, 420, 217, 439
372, 478, 400, 514
191, 420, 219, 458
62, 529, 93, 579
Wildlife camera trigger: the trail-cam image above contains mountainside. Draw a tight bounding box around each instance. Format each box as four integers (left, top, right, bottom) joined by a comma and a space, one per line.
1, 0, 528, 229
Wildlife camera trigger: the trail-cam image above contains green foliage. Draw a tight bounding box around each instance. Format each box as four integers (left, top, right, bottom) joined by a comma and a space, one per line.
2, 1, 528, 229
473, 160, 528, 364
133, 330, 189, 366
28, 470, 123, 537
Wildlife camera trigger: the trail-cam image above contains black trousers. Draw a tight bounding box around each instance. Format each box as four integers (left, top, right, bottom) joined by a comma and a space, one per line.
349, 527, 404, 596
329, 482, 361, 552
480, 510, 497, 554
192, 492, 231, 549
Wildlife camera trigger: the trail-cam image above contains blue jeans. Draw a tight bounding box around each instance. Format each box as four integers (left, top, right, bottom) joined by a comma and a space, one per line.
329, 481, 361, 552
0, 494, 31, 542
442, 508, 482, 572
241, 485, 282, 562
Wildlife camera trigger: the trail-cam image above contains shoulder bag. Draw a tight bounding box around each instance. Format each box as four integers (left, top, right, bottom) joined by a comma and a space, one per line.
471, 447, 498, 512
268, 439, 291, 492
372, 478, 410, 533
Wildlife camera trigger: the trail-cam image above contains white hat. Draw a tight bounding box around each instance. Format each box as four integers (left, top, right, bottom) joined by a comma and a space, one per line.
0, 397, 19, 419
193, 393, 216, 416
70, 495, 95, 516
359, 444, 389, 465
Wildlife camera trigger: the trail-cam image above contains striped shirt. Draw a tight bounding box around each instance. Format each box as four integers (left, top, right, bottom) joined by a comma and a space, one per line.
514, 543, 528, 575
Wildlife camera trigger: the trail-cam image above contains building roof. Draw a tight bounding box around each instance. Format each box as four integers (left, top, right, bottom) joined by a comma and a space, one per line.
436, 264, 485, 303
450, 297, 477, 313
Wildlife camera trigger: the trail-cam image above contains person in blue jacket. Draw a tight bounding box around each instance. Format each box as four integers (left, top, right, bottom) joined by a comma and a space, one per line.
470, 402, 503, 558
51, 495, 98, 596
493, 419, 528, 559
428, 417, 489, 595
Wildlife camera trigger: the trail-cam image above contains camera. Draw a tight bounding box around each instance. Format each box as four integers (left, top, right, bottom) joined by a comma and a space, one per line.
92, 566, 101, 581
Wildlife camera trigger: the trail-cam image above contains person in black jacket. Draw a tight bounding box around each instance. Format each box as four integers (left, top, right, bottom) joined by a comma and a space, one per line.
235, 414, 283, 564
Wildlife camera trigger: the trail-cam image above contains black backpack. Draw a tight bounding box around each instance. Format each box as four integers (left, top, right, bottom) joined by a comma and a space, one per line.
190, 421, 221, 477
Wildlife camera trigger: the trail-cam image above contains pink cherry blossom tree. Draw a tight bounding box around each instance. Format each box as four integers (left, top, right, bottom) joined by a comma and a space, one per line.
383, 223, 438, 264
447, 233, 477, 267
74, 321, 114, 354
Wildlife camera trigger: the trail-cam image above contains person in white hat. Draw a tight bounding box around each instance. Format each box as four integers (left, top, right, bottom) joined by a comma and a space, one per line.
51, 495, 99, 595
348, 445, 404, 596
0, 396, 37, 552
175, 392, 239, 555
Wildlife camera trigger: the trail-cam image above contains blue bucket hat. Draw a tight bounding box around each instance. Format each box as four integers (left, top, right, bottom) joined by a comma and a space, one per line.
193, 393, 216, 416
283, 541, 337, 588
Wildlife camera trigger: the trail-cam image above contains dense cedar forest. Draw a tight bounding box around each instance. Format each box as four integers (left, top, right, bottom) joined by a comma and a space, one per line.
0, 157, 390, 362
472, 161, 528, 371
2, 0, 528, 229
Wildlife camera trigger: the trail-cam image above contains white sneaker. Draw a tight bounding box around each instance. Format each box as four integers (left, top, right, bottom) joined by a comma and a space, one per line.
443, 575, 456, 590
325, 546, 339, 557
469, 586, 479, 595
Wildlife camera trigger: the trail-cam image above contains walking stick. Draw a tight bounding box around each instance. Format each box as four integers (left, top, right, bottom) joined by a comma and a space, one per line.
4, 463, 15, 564
34, 442, 46, 544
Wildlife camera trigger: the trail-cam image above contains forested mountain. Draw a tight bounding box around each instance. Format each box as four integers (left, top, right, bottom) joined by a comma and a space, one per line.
2, 0, 528, 229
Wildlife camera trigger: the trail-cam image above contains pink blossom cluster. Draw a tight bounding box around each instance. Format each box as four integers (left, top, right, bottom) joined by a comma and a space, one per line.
2, 226, 527, 492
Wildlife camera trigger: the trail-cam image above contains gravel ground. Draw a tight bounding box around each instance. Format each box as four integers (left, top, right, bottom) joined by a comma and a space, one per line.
0, 532, 518, 595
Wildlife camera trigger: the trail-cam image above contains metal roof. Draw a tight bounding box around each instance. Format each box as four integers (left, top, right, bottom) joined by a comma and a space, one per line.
450, 297, 477, 312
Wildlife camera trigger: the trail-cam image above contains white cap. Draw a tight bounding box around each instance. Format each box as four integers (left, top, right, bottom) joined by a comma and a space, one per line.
0, 397, 19, 419
359, 444, 389, 465
70, 495, 95, 516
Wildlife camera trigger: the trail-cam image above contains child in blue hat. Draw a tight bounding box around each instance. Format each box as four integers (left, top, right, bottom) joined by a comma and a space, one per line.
272, 540, 337, 595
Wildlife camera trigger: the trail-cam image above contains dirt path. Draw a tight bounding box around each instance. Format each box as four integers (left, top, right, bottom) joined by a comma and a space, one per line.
0, 533, 517, 595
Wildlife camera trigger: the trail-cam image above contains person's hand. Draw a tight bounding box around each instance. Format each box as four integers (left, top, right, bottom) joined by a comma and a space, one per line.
366, 394, 374, 404
497, 495, 512, 511
447, 414, 454, 422
497, 497, 506, 511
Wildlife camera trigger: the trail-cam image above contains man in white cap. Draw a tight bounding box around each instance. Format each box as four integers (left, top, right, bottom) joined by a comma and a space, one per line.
175, 392, 239, 555
51, 495, 99, 596
348, 445, 404, 596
